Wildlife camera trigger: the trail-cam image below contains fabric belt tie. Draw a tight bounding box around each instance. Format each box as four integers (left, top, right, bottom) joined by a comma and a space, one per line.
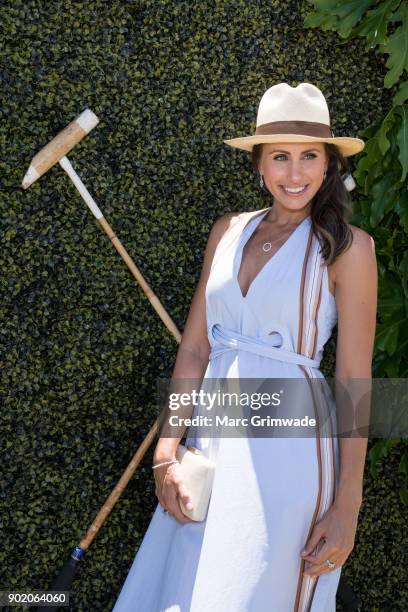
208, 323, 321, 369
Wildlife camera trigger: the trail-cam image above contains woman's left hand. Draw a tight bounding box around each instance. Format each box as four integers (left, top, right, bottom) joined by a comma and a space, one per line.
300, 499, 361, 577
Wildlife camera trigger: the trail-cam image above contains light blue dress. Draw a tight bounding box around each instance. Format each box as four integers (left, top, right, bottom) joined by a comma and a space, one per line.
112, 206, 341, 611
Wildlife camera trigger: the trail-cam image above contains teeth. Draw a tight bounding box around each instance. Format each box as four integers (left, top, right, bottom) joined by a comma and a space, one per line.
284, 185, 307, 193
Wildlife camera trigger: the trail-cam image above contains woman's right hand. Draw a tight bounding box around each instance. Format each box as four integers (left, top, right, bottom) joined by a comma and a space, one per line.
153, 460, 195, 524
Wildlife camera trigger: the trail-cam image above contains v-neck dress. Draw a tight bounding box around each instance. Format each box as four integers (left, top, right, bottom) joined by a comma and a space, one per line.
112, 206, 341, 612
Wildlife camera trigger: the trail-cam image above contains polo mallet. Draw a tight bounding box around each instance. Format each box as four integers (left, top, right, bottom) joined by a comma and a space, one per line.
22, 109, 181, 343
22, 110, 182, 610
22, 110, 359, 612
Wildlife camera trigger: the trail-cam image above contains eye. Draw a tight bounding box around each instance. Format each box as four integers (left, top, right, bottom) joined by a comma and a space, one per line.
272, 153, 317, 161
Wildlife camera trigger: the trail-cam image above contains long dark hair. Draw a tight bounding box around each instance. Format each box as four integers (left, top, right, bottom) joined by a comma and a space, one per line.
251, 143, 354, 265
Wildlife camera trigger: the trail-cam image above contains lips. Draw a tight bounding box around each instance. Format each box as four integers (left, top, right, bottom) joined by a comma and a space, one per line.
281, 185, 309, 196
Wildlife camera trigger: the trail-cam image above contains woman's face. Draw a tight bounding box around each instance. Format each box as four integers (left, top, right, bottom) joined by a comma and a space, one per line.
258, 142, 328, 211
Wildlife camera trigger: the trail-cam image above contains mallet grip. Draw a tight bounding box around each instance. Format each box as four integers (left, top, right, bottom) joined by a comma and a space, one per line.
59, 156, 103, 219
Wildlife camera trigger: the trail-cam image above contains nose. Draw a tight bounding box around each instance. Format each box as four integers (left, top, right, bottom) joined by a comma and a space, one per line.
287, 161, 303, 183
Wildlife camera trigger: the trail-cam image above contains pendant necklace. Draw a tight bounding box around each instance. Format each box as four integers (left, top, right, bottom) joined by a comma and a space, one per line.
261, 221, 302, 253
262, 237, 281, 253
262, 241, 274, 253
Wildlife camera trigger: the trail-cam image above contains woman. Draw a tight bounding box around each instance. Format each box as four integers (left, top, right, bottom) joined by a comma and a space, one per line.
113, 83, 377, 611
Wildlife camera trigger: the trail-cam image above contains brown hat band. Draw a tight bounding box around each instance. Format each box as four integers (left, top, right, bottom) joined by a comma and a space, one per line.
255, 120, 333, 138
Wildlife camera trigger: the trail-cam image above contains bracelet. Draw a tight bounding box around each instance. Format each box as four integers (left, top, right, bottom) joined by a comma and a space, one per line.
152, 460, 178, 470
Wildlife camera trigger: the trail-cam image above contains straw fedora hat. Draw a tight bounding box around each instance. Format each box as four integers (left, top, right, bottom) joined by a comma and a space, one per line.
223, 82, 365, 157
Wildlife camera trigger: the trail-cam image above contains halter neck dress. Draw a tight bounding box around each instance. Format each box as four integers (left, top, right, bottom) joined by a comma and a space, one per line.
112, 206, 341, 612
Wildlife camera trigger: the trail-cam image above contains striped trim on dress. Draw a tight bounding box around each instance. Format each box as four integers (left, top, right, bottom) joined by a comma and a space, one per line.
293, 226, 337, 612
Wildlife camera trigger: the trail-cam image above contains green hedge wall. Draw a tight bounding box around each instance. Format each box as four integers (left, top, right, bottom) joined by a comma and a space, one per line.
1, 1, 407, 610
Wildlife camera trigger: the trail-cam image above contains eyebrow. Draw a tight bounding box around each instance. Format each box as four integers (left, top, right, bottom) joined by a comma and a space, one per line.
269, 148, 321, 154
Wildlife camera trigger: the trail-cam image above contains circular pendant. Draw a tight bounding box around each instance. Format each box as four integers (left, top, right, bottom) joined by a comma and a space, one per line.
262, 242, 272, 252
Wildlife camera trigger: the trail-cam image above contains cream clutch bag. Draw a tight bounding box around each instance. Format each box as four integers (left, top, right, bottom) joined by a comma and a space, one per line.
175, 444, 216, 522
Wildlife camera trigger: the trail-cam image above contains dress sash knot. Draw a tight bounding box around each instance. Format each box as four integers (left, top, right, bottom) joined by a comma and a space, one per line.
208, 323, 321, 369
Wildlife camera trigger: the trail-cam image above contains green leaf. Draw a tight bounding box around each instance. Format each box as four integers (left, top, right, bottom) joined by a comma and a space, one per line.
360, 115, 385, 139
352, 0, 401, 49
376, 270, 406, 355
400, 487, 408, 505
394, 191, 408, 233
303, 0, 341, 31
377, 108, 397, 155
393, 80, 408, 106
399, 250, 408, 298
380, 3, 408, 88
304, 0, 377, 38
375, 318, 403, 354
394, 105, 408, 182
370, 173, 398, 225
385, 356, 403, 378
354, 136, 383, 193
377, 272, 406, 321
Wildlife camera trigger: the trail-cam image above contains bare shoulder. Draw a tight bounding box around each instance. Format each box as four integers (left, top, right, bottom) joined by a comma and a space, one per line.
332, 223, 377, 283
348, 224, 376, 251
209, 210, 246, 241
195, 210, 246, 285
335, 224, 375, 261
205, 210, 247, 254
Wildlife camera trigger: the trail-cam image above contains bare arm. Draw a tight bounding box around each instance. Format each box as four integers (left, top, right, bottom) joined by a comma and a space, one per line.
153, 211, 239, 464
332, 225, 378, 511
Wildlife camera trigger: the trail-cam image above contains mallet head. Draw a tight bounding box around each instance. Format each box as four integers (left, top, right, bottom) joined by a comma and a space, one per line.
22, 109, 99, 189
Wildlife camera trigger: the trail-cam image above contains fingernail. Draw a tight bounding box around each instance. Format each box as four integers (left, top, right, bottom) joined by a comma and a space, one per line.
186, 502, 194, 510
